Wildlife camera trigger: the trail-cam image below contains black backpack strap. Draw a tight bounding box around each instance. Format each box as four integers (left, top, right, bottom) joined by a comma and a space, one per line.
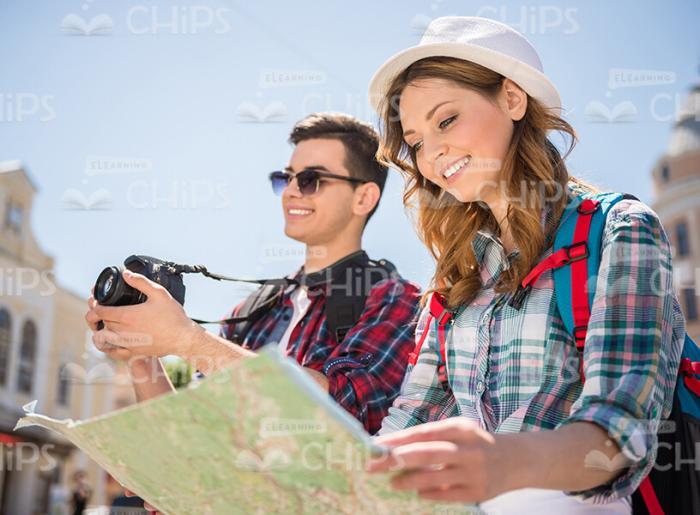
229, 283, 287, 344
325, 258, 399, 344
192, 282, 287, 344
212, 254, 400, 346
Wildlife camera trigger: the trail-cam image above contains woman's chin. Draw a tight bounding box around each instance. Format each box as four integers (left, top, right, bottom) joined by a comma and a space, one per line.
446, 186, 472, 204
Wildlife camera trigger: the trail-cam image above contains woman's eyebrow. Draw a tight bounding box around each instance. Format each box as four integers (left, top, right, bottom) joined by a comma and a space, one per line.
403, 100, 456, 137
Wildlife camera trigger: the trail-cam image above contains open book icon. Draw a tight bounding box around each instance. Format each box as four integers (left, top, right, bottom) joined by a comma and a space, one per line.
61, 188, 112, 210
235, 448, 292, 471
584, 100, 637, 123
62, 362, 117, 385
236, 101, 288, 123
584, 449, 629, 472
60, 13, 114, 36
410, 14, 433, 34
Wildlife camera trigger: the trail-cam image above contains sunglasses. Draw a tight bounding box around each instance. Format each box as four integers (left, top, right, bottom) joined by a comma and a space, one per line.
269, 168, 367, 196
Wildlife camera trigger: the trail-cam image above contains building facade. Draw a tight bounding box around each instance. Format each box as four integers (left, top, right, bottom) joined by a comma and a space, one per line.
0, 161, 135, 514
651, 83, 700, 342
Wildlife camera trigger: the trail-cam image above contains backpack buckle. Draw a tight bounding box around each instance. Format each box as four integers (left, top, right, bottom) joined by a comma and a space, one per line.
564, 241, 589, 264
430, 292, 453, 324
576, 199, 600, 215
573, 325, 587, 346
576, 198, 600, 215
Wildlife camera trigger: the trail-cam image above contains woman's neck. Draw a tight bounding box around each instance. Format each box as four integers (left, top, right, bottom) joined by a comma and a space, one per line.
485, 196, 516, 254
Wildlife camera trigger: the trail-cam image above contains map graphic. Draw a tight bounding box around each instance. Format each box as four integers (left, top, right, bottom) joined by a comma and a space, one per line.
16, 350, 480, 515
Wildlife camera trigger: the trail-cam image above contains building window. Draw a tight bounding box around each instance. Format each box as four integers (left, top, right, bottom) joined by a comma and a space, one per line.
660, 163, 670, 182
57, 364, 70, 406
0, 309, 10, 386
676, 222, 690, 257
17, 320, 37, 394
684, 288, 698, 321
5, 201, 23, 233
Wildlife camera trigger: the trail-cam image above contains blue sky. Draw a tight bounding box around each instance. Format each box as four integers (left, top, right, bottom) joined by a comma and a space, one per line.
1, 0, 698, 324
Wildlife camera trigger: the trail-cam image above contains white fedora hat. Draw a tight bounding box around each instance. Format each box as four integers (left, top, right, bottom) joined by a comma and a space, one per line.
368, 16, 561, 113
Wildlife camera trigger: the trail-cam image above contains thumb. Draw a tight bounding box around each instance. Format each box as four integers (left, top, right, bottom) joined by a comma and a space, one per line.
122, 270, 165, 298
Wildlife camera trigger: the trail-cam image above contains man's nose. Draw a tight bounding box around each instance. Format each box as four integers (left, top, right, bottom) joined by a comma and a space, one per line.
282, 176, 303, 199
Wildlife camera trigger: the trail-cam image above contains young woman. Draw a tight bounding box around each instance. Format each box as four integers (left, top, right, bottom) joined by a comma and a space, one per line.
366, 16, 686, 513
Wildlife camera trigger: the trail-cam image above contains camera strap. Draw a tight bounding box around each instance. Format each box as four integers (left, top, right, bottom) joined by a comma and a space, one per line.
219, 251, 399, 345
172, 265, 297, 326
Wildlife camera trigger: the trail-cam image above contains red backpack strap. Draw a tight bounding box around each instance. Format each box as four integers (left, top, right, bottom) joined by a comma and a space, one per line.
408, 292, 454, 368
430, 293, 452, 365
408, 312, 433, 366
639, 476, 664, 515
509, 198, 600, 381
681, 358, 700, 396
569, 199, 599, 381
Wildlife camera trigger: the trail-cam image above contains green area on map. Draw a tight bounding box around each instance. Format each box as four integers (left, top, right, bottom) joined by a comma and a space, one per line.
16, 350, 479, 514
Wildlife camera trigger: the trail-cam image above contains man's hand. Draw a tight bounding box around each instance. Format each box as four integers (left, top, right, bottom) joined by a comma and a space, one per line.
303, 367, 329, 390
124, 488, 160, 513
86, 289, 133, 361
85, 270, 201, 359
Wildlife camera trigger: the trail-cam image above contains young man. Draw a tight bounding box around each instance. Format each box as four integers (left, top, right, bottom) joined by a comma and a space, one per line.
86, 112, 421, 435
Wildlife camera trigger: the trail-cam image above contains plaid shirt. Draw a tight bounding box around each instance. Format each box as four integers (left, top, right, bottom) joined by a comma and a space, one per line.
221, 253, 421, 435
379, 196, 686, 504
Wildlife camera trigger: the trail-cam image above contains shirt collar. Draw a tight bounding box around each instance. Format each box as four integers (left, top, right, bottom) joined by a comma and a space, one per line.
291, 250, 370, 291
470, 198, 559, 286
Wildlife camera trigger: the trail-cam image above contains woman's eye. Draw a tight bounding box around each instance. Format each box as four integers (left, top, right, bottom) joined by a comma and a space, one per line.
412, 141, 423, 152
439, 115, 457, 130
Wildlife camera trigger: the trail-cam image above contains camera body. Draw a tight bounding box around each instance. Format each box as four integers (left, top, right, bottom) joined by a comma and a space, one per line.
94, 255, 186, 307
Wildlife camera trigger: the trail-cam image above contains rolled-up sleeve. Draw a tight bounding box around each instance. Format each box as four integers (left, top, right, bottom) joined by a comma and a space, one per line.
322, 278, 421, 434
558, 199, 686, 502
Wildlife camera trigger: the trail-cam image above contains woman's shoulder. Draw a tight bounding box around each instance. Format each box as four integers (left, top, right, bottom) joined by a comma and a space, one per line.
600, 195, 669, 248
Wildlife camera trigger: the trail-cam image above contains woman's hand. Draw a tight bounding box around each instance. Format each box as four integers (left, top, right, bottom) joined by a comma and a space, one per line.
367, 418, 516, 503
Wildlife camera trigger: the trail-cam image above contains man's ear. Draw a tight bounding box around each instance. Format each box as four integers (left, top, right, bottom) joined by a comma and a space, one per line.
502, 78, 528, 122
353, 182, 381, 218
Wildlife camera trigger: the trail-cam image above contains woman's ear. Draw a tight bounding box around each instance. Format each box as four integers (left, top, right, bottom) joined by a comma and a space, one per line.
501, 79, 528, 122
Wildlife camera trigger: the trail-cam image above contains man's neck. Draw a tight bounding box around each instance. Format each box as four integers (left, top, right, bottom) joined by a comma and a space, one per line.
304, 237, 362, 274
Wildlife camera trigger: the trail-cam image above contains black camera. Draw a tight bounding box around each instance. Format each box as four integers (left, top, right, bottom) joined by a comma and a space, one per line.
94, 255, 186, 307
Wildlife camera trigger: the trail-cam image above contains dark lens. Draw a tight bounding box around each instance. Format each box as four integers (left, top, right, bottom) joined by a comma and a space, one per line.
94, 266, 144, 306
102, 275, 114, 297
269, 171, 289, 196
296, 170, 320, 196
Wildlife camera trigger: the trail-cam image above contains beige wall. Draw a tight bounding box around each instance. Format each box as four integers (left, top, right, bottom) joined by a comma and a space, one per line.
652, 146, 700, 343
1, 164, 127, 512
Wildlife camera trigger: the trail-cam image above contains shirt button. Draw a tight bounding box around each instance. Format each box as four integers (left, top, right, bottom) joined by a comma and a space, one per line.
476, 380, 485, 393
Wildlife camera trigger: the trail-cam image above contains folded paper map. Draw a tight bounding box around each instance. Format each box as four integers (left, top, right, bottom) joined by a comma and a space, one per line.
15, 350, 480, 514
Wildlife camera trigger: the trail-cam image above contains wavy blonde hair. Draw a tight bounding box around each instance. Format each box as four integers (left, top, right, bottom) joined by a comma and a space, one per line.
376, 56, 595, 308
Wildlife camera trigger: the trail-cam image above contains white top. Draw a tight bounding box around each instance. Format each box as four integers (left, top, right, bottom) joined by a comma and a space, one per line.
479, 488, 631, 514
277, 286, 312, 355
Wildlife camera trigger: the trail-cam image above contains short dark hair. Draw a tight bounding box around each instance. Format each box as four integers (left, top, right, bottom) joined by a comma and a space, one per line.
288, 112, 388, 224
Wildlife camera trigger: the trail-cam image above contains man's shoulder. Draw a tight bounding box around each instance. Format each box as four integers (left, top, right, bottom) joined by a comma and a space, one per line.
366, 275, 422, 303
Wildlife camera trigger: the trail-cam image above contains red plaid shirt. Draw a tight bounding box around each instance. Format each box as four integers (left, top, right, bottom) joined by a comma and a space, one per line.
221, 255, 421, 434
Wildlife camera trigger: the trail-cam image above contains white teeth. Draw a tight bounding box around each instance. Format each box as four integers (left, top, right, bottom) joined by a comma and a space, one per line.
288, 209, 313, 215
443, 156, 471, 179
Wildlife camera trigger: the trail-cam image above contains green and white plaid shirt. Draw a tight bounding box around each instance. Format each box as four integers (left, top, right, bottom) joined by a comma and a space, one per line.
379, 197, 686, 504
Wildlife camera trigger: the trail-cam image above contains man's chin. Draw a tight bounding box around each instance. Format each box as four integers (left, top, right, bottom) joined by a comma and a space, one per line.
283, 226, 309, 243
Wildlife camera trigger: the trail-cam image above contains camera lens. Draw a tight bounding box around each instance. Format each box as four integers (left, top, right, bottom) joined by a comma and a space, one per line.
94, 266, 145, 306
102, 275, 113, 297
